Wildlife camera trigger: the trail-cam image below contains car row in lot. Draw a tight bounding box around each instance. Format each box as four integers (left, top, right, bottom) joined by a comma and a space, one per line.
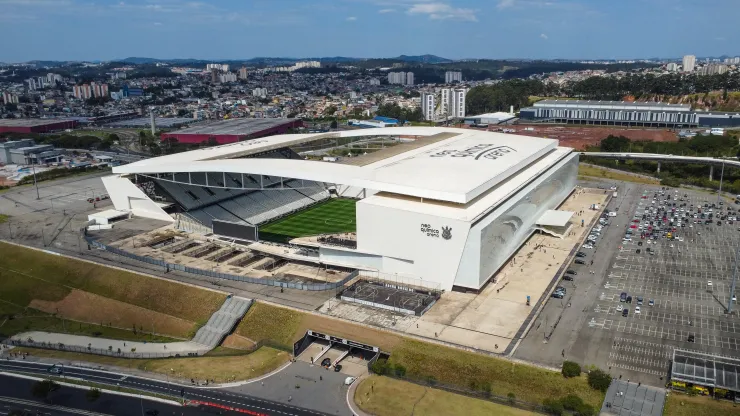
552, 286, 567, 299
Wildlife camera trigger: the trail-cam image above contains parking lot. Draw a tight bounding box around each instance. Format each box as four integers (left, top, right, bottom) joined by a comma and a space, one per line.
515, 182, 740, 387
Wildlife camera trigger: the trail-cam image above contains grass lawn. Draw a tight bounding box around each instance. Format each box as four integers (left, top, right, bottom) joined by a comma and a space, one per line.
236, 302, 598, 408
0, 214, 8, 223
234, 302, 403, 352
15, 346, 289, 383
664, 392, 740, 416
578, 164, 660, 185
0, 242, 226, 324
388, 340, 604, 408
259, 198, 356, 241
0, 242, 226, 340
355, 375, 537, 416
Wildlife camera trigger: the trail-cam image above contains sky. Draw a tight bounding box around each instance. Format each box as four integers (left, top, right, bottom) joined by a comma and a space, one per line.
1, 0, 739, 62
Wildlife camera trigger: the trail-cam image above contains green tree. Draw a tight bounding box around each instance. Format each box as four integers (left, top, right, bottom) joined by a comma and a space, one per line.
543, 398, 564, 415
330, 120, 338, 129
562, 361, 581, 378
587, 368, 611, 392
86, 388, 101, 402
323, 105, 337, 116
31, 380, 60, 399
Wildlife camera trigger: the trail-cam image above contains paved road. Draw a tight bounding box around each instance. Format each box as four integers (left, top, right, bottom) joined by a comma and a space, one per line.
513, 180, 640, 368
0, 373, 197, 416
0, 360, 331, 416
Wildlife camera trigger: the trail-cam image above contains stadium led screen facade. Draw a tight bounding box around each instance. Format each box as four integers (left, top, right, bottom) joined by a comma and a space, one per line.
212, 220, 259, 242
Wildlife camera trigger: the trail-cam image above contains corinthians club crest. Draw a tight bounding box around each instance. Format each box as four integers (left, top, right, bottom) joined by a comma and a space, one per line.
441, 226, 452, 240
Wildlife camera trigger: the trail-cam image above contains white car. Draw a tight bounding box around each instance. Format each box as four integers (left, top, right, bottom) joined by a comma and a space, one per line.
617, 305, 624, 312
583, 244, 594, 250
708, 280, 713, 287
635, 306, 641, 314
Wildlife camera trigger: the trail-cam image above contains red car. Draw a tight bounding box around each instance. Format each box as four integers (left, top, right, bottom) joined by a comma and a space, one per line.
632, 219, 640, 223
630, 225, 637, 229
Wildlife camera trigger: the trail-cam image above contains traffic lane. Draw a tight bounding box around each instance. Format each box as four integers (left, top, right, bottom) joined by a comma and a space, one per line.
0, 373, 201, 416
0, 360, 327, 416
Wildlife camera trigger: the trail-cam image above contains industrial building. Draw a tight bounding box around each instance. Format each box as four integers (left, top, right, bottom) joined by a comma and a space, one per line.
0, 139, 63, 164
103, 127, 578, 292
159, 118, 303, 144
519, 100, 740, 128
0, 119, 78, 134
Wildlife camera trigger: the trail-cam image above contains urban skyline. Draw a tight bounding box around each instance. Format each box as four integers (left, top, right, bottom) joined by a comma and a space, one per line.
1, 0, 739, 62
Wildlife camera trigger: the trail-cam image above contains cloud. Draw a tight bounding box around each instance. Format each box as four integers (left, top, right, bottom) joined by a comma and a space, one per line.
346, 16, 357, 21
497, 0, 515, 9
540, 33, 548, 40
378, 8, 396, 13
153, 22, 163, 26
407, 2, 477, 22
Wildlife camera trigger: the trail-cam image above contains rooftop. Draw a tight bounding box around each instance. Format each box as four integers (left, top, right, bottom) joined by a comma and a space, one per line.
0, 119, 75, 127
114, 127, 566, 204
532, 100, 692, 111
671, 349, 740, 392
162, 118, 297, 136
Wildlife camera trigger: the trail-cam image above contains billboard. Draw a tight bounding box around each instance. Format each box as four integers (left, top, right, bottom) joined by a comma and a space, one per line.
212, 220, 258, 241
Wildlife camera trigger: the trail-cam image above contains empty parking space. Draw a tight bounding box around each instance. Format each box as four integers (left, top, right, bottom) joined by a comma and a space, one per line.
532, 184, 740, 387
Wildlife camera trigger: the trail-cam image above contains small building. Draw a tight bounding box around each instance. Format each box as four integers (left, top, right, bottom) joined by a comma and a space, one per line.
463, 112, 516, 125
0, 139, 35, 164
9, 144, 63, 165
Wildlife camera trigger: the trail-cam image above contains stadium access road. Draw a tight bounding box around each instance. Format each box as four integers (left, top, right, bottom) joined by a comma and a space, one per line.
0, 360, 331, 416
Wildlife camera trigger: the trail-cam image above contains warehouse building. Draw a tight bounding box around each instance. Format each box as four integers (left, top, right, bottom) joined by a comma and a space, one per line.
160, 118, 303, 145
520, 100, 740, 128
0, 119, 78, 134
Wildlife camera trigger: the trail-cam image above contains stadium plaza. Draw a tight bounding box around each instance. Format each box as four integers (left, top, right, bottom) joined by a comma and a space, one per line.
100, 127, 607, 353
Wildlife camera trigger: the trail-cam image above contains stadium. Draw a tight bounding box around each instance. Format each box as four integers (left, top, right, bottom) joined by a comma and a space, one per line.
103, 127, 578, 292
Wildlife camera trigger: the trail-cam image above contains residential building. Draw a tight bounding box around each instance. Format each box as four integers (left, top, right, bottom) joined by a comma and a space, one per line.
73, 84, 92, 100
682, 55, 696, 72
25, 77, 45, 90
445, 71, 463, 83
90, 82, 108, 98
666, 63, 679, 72
450, 88, 466, 118
421, 92, 435, 121
253, 88, 268, 97
239, 67, 248, 80
698, 64, 728, 76
369, 78, 381, 86
219, 72, 237, 83
388, 72, 415, 86
46, 73, 62, 84
2, 92, 19, 105
206, 63, 230, 72
211, 69, 219, 83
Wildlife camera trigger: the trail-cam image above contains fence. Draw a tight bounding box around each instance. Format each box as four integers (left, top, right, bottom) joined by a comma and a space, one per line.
2, 338, 210, 359
84, 235, 358, 291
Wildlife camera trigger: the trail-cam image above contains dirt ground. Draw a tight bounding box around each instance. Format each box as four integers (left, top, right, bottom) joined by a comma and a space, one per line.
29, 289, 196, 339
508, 125, 678, 150
222, 334, 257, 350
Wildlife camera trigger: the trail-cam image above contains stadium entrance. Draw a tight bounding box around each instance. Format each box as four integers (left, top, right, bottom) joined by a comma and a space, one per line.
293, 330, 379, 377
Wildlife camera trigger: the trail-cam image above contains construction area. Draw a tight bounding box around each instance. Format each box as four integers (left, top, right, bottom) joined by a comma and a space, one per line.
108, 227, 353, 285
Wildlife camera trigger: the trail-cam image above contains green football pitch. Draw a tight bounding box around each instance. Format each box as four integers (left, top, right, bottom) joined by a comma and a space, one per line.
258, 198, 356, 242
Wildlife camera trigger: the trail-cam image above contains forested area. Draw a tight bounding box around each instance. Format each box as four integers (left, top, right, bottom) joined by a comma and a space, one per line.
466, 72, 740, 115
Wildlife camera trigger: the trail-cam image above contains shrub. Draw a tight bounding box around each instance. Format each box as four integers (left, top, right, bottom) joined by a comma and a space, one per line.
394, 364, 407, 377
560, 394, 584, 410
370, 359, 389, 375
562, 361, 581, 378
507, 392, 516, 404
543, 398, 564, 415
480, 381, 492, 398
576, 403, 595, 416
587, 368, 612, 393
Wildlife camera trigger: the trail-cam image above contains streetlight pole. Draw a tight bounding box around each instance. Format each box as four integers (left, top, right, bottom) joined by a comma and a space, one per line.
718, 162, 725, 206
31, 163, 40, 200
729, 246, 739, 314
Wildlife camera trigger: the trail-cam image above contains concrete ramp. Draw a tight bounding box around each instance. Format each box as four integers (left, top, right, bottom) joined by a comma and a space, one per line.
191, 296, 253, 347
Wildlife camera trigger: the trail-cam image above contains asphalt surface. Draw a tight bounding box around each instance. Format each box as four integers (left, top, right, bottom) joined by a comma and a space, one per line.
516, 179, 740, 388
0, 360, 331, 416
0, 373, 197, 416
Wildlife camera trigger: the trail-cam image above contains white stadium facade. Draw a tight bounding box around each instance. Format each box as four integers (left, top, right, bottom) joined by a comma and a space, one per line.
103, 127, 578, 292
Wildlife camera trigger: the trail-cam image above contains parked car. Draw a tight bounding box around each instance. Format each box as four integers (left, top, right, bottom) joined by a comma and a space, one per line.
649, 299, 655, 306
566, 270, 578, 275
620, 292, 627, 302
321, 358, 331, 367
575, 259, 586, 265
562, 275, 574, 281
622, 308, 629, 317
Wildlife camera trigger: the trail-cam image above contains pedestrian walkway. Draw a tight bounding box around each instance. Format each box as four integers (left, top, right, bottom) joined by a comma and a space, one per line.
191, 296, 253, 347
8, 296, 254, 357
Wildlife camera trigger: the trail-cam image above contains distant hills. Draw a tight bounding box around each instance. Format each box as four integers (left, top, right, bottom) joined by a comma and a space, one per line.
114, 55, 453, 66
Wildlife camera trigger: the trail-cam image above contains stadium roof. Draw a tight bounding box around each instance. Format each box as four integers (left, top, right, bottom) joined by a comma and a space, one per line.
114, 127, 566, 204
671, 349, 740, 392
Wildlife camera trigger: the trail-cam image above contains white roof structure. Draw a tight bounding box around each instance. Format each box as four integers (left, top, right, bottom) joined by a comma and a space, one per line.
537, 210, 574, 227
115, 127, 566, 204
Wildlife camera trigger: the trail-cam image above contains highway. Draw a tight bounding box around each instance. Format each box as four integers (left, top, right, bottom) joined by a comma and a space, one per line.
0, 360, 329, 416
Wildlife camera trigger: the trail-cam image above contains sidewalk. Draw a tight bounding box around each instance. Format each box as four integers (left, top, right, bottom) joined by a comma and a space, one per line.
346, 374, 373, 416
10, 331, 208, 355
